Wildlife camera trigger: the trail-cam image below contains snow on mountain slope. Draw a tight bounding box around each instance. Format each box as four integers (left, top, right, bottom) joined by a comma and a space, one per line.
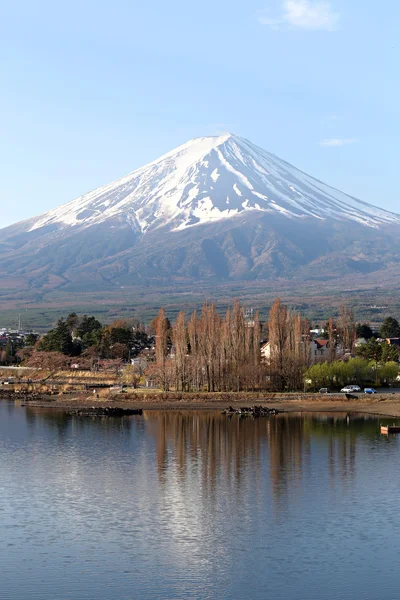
27, 133, 400, 234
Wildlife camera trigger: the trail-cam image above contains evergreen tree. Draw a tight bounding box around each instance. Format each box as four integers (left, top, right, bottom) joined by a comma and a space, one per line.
356, 323, 374, 340
5, 340, 15, 364
24, 333, 39, 347
66, 312, 79, 335
76, 315, 103, 338
380, 317, 400, 339
76, 315, 103, 349
38, 319, 75, 355
356, 338, 383, 363
381, 343, 399, 363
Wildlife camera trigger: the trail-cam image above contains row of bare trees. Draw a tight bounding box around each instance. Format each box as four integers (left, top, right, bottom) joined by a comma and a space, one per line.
148, 298, 360, 392
268, 300, 359, 389
267, 298, 311, 391
327, 305, 357, 357
151, 300, 262, 392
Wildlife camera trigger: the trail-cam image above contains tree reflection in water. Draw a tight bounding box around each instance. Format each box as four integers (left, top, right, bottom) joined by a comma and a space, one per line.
144, 411, 375, 508
21, 407, 379, 511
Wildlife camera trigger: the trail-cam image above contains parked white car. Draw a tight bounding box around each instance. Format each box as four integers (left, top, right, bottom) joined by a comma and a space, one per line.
341, 385, 361, 393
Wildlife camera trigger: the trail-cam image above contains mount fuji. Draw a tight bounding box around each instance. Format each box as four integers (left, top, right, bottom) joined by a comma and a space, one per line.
1, 133, 400, 295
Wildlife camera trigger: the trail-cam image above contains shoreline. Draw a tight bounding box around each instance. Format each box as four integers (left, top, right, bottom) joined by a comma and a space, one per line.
5, 391, 400, 418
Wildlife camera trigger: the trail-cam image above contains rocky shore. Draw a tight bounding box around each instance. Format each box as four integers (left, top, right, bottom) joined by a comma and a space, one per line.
67, 406, 143, 417
3, 389, 400, 417
222, 405, 281, 416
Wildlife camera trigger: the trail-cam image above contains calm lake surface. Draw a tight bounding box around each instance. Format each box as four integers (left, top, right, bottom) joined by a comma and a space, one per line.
1, 401, 400, 600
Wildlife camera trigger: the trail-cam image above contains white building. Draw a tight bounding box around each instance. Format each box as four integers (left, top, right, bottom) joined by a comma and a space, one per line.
261, 338, 333, 364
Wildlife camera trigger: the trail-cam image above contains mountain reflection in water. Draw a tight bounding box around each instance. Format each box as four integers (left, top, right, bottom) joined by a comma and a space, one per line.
1, 403, 399, 600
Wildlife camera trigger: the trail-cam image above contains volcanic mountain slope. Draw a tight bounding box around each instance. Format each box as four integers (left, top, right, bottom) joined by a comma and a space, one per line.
1, 133, 400, 294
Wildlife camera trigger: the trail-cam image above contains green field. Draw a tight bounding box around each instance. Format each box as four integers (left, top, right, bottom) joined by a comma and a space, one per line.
1, 280, 399, 331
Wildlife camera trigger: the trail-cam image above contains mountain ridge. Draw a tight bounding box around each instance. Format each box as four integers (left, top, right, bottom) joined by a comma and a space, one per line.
1, 133, 400, 297
5, 133, 399, 239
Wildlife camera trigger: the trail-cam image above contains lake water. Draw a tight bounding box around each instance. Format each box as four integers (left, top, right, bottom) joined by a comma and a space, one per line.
1, 401, 400, 600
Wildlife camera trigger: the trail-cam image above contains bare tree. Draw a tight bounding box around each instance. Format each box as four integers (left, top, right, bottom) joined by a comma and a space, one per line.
267, 299, 311, 391
172, 311, 187, 391
155, 307, 169, 390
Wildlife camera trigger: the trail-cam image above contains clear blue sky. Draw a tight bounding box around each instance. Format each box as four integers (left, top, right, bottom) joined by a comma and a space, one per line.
1, 0, 399, 227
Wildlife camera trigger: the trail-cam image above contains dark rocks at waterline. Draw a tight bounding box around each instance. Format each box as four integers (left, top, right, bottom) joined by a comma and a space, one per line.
345, 393, 359, 400
67, 407, 143, 417
1, 389, 60, 400
2, 390, 51, 401
222, 406, 281, 417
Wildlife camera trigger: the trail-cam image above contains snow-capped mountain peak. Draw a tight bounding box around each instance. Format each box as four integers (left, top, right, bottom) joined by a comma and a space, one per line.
28, 133, 400, 234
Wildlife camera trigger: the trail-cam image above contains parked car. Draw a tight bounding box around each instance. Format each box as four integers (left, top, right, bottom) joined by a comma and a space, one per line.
340, 385, 361, 393
364, 388, 376, 394
318, 388, 330, 394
